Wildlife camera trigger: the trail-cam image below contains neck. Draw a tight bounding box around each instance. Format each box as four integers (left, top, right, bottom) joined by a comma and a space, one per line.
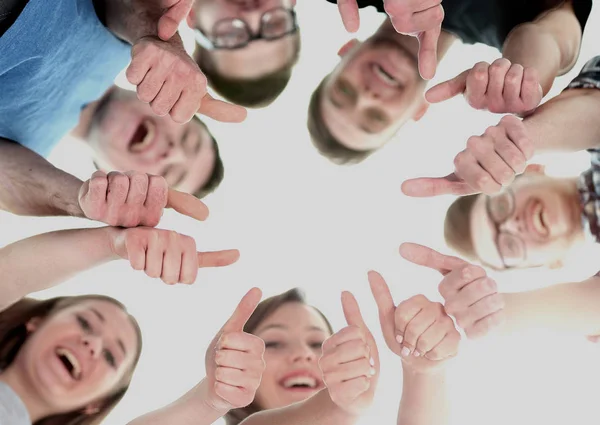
0, 365, 50, 422
377, 19, 456, 64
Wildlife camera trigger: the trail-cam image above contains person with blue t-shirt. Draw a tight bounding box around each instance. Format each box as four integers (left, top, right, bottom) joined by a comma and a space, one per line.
0, 0, 247, 227
402, 56, 600, 271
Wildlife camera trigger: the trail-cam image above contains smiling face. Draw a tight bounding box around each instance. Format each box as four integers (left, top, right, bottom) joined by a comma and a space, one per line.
470, 174, 584, 269
252, 302, 331, 410
319, 33, 427, 152
87, 88, 217, 195
193, 0, 298, 80
11, 300, 139, 415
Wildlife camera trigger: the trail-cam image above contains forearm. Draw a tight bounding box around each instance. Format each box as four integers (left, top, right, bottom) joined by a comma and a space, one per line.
127, 379, 225, 425
523, 88, 600, 153
240, 389, 356, 425
0, 139, 84, 217
0, 227, 118, 310
100, 0, 179, 45
502, 276, 600, 337
397, 367, 448, 425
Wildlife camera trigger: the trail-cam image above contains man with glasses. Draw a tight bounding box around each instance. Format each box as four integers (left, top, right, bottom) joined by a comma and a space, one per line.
405, 56, 600, 271
188, 0, 301, 108
309, 0, 591, 165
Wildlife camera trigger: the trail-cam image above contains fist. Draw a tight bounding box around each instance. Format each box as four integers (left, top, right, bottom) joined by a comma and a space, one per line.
205, 289, 265, 413
109, 227, 240, 285
453, 115, 534, 194
394, 295, 460, 371
320, 326, 375, 414
426, 58, 543, 115
127, 36, 207, 124
438, 264, 505, 339
79, 171, 167, 227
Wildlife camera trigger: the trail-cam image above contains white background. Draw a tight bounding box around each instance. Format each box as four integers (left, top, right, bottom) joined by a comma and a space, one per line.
2, 2, 600, 424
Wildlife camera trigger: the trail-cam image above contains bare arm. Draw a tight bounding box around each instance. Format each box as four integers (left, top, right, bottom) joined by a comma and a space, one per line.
127, 379, 225, 425
0, 139, 85, 217
502, 275, 600, 337
525, 87, 600, 153
0, 227, 117, 311
397, 367, 448, 425
239, 389, 356, 425
502, 1, 583, 96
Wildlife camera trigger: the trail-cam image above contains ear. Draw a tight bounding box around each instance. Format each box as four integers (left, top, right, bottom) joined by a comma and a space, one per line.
25, 317, 43, 333
524, 164, 546, 175
83, 402, 102, 416
547, 259, 563, 269
338, 39, 360, 58
412, 102, 430, 122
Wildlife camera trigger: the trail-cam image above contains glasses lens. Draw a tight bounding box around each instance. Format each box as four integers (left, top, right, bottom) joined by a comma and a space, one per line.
213, 19, 250, 48
497, 233, 525, 267
488, 190, 514, 223
262, 8, 294, 38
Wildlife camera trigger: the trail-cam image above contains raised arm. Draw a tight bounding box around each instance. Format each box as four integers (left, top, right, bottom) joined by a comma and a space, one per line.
502, 1, 584, 96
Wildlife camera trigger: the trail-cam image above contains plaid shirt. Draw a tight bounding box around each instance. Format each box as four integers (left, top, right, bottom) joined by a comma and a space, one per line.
568, 56, 600, 242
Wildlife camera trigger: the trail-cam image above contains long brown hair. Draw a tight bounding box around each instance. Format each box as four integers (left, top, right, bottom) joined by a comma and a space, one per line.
225, 288, 333, 425
0, 295, 143, 425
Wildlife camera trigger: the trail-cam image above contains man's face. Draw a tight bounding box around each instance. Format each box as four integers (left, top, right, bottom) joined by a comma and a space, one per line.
320, 35, 426, 151
470, 174, 584, 270
193, 0, 298, 79
87, 89, 216, 194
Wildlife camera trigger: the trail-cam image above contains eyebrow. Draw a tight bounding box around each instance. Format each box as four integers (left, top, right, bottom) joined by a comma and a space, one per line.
90, 309, 127, 356
257, 324, 327, 333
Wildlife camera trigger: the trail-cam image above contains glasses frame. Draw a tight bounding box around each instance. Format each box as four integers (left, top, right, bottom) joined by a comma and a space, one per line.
485, 188, 527, 269
193, 7, 298, 51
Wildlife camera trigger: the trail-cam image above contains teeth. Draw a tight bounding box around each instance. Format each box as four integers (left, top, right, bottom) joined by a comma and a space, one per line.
131, 120, 155, 153
532, 203, 546, 235
56, 348, 81, 380
372, 64, 399, 87
283, 376, 317, 388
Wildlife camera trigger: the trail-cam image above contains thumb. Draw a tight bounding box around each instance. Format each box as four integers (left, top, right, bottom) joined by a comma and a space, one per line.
158, 0, 194, 41
399, 242, 468, 275
341, 291, 367, 329
221, 288, 263, 333
198, 93, 248, 123
337, 0, 360, 33
167, 188, 210, 221
425, 70, 469, 103
416, 27, 441, 80
587, 335, 600, 343
401, 173, 479, 197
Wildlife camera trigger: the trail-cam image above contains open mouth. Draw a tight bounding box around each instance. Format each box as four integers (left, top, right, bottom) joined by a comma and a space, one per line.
279, 374, 322, 391
128, 120, 156, 153
56, 348, 82, 381
371, 63, 401, 87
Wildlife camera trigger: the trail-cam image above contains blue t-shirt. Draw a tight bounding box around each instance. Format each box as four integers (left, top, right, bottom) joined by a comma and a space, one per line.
0, 0, 131, 157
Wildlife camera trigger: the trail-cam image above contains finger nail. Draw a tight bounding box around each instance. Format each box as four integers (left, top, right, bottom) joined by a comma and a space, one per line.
401, 346, 411, 357
369, 357, 375, 366
396, 334, 403, 344
369, 367, 376, 376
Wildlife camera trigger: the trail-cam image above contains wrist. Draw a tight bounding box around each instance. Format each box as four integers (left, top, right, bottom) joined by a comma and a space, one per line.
103, 227, 126, 261
193, 379, 230, 417
402, 361, 447, 377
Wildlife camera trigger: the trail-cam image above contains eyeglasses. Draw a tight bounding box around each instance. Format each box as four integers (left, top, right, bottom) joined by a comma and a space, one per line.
486, 188, 527, 269
194, 7, 298, 50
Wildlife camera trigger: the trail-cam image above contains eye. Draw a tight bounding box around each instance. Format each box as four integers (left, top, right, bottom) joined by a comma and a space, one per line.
265, 341, 283, 349
77, 315, 92, 333
310, 342, 324, 350
103, 349, 116, 368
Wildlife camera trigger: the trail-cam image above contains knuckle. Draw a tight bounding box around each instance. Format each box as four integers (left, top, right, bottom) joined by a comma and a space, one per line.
444, 300, 458, 315
466, 136, 482, 151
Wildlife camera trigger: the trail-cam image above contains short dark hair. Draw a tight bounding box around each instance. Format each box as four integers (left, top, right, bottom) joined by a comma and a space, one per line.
193, 128, 224, 199
444, 194, 480, 262
225, 288, 334, 425
307, 78, 375, 165
196, 35, 301, 108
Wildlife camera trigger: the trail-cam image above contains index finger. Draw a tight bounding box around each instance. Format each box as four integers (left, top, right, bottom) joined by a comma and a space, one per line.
197, 93, 247, 123
401, 174, 480, 197
337, 0, 360, 32
399, 243, 468, 275
425, 69, 469, 104
416, 26, 441, 80
167, 188, 210, 221
158, 0, 194, 41
222, 287, 263, 333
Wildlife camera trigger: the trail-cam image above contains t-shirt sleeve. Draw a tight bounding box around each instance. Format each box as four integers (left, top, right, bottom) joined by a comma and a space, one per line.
0, 382, 31, 425
566, 56, 600, 91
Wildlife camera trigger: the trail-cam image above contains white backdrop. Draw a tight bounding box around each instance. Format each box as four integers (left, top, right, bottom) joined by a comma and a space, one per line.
1, 2, 600, 424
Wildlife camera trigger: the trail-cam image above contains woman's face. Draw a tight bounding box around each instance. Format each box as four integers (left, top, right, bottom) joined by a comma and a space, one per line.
13, 300, 139, 414
253, 302, 331, 410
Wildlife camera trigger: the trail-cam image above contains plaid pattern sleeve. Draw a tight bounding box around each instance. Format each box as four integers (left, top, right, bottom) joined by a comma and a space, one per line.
566, 56, 600, 91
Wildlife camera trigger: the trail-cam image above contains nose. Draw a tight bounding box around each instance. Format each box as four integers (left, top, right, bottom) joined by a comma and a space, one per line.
361, 82, 381, 101
500, 214, 525, 235
289, 343, 317, 364
82, 335, 103, 359
160, 140, 186, 164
